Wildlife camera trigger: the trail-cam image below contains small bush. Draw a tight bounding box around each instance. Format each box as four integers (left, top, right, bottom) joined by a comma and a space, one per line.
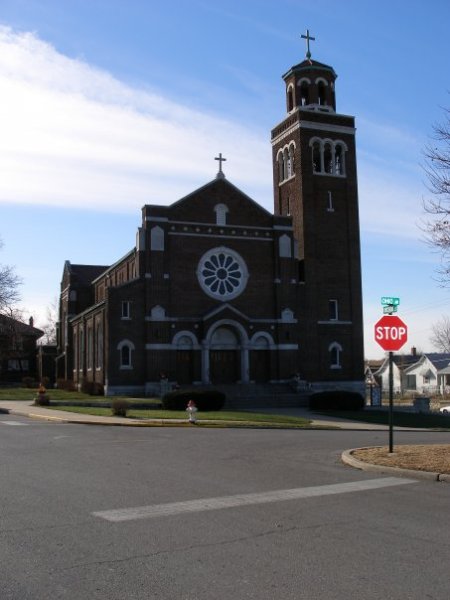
162, 389, 226, 411
40, 377, 50, 388
22, 377, 36, 388
309, 390, 364, 411
56, 379, 77, 392
111, 399, 129, 417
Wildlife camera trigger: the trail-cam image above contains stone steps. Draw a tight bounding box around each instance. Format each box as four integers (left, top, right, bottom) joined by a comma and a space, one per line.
196, 383, 310, 410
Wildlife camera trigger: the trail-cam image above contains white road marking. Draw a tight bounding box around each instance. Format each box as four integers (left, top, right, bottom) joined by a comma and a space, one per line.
93, 477, 416, 523
1, 420, 29, 426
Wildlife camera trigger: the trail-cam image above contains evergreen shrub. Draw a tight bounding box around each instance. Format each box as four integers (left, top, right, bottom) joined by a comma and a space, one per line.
162, 389, 226, 411
111, 399, 129, 417
309, 390, 364, 411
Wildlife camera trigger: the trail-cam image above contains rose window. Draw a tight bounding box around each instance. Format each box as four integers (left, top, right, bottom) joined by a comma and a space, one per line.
197, 247, 248, 301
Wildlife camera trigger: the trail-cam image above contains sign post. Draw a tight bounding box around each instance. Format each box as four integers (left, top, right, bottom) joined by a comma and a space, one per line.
374, 313, 408, 453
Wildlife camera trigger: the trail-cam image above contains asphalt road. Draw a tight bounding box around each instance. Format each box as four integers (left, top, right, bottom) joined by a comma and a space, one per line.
1, 414, 450, 600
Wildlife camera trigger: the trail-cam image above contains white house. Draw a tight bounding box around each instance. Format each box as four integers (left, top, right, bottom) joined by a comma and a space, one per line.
374, 351, 421, 395
375, 352, 450, 396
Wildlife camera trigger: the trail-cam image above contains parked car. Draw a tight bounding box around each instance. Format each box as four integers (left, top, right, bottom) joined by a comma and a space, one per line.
439, 406, 450, 415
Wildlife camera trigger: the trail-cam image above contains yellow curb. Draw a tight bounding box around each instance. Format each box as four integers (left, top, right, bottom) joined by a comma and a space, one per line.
27, 413, 69, 423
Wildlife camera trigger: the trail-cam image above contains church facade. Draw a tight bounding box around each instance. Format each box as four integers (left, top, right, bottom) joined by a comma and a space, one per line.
56, 41, 364, 397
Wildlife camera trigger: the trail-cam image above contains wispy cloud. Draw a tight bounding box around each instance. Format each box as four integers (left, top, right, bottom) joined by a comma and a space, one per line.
0, 25, 427, 241
0, 27, 272, 213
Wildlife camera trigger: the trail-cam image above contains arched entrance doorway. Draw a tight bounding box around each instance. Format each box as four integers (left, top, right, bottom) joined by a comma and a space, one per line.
209, 327, 239, 384
175, 335, 194, 384
250, 336, 271, 383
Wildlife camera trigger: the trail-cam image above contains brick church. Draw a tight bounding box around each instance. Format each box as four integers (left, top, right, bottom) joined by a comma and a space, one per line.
56, 35, 364, 398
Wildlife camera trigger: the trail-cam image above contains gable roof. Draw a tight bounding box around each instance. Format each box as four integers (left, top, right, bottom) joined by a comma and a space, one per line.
403, 353, 450, 371
171, 177, 273, 218
0, 314, 44, 338
64, 262, 109, 285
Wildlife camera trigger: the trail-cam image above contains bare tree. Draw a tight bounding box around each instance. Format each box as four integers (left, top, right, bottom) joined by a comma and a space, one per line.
429, 315, 450, 353
39, 298, 58, 345
422, 106, 450, 283
0, 238, 21, 314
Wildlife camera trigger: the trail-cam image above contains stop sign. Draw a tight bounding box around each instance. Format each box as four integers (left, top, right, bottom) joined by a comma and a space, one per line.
374, 315, 408, 351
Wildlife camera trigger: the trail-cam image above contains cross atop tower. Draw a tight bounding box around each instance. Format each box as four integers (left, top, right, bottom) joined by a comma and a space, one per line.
215, 153, 227, 179
301, 29, 315, 59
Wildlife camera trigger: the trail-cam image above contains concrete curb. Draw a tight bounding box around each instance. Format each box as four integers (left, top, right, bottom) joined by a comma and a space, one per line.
4, 407, 322, 429
342, 447, 450, 482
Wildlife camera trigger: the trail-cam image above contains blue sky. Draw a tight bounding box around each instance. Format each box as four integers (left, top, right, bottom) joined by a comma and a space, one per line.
0, 0, 449, 357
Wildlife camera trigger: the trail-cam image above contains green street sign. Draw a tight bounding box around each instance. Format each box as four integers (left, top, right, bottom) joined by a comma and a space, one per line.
381, 296, 400, 306
383, 305, 398, 314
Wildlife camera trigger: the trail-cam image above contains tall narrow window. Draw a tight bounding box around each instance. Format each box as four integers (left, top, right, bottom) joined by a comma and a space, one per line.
73, 332, 78, 372
288, 144, 295, 176
118, 340, 134, 369
121, 345, 130, 367
312, 141, 321, 172
329, 342, 342, 369
300, 81, 309, 106
87, 327, 93, 370
214, 204, 229, 225
318, 81, 327, 105
329, 299, 338, 321
335, 144, 345, 176
121, 301, 130, 319
324, 143, 333, 174
278, 153, 284, 183
287, 85, 294, 112
327, 191, 334, 212
283, 148, 289, 180
79, 328, 84, 371
95, 321, 103, 369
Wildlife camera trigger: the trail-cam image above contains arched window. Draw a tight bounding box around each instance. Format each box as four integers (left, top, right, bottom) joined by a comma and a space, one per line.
312, 140, 321, 173
323, 142, 333, 174
334, 144, 345, 176
150, 226, 164, 252
278, 143, 296, 183
214, 204, 229, 226
317, 81, 327, 106
279, 234, 292, 258
121, 345, 131, 367
287, 85, 294, 112
310, 138, 347, 177
278, 152, 284, 183
289, 144, 295, 176
300, 81, 309, 106
329, 342, 342, 369
118, 340, 135, 369
283, 148, 289, 180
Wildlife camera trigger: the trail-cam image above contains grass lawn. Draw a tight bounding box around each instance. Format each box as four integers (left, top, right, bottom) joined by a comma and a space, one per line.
0, 387, 158, 404
0, 387, 312, 426
323, 409, 450, 429
45, 405, 312, 426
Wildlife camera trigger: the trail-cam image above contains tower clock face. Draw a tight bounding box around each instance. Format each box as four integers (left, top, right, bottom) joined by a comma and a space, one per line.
197, 247, 248, 301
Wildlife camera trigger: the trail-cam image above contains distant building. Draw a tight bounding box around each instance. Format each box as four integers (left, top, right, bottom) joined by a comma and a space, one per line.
0, 315, 43, 382
57, 38, 365, 399
373, 349, 450, 396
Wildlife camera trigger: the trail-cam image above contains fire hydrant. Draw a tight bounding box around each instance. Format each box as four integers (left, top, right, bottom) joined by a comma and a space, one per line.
186, 400, 198, 424
35, 384, 50, 406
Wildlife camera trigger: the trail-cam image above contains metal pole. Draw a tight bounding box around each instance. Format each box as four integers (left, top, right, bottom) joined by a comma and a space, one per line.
388, 351, 394, 453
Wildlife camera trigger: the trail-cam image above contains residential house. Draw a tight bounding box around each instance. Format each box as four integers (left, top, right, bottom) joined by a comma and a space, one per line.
0, 315, 43, 382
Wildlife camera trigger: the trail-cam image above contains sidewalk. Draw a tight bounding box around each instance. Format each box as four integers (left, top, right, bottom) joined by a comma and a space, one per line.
0, 400, 392, 429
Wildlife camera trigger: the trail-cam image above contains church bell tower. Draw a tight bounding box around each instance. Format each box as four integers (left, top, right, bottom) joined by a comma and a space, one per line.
271, 30, 364, 386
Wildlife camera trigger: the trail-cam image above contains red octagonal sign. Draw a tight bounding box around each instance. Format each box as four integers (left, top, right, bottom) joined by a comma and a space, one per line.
374, 315, 408, 352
